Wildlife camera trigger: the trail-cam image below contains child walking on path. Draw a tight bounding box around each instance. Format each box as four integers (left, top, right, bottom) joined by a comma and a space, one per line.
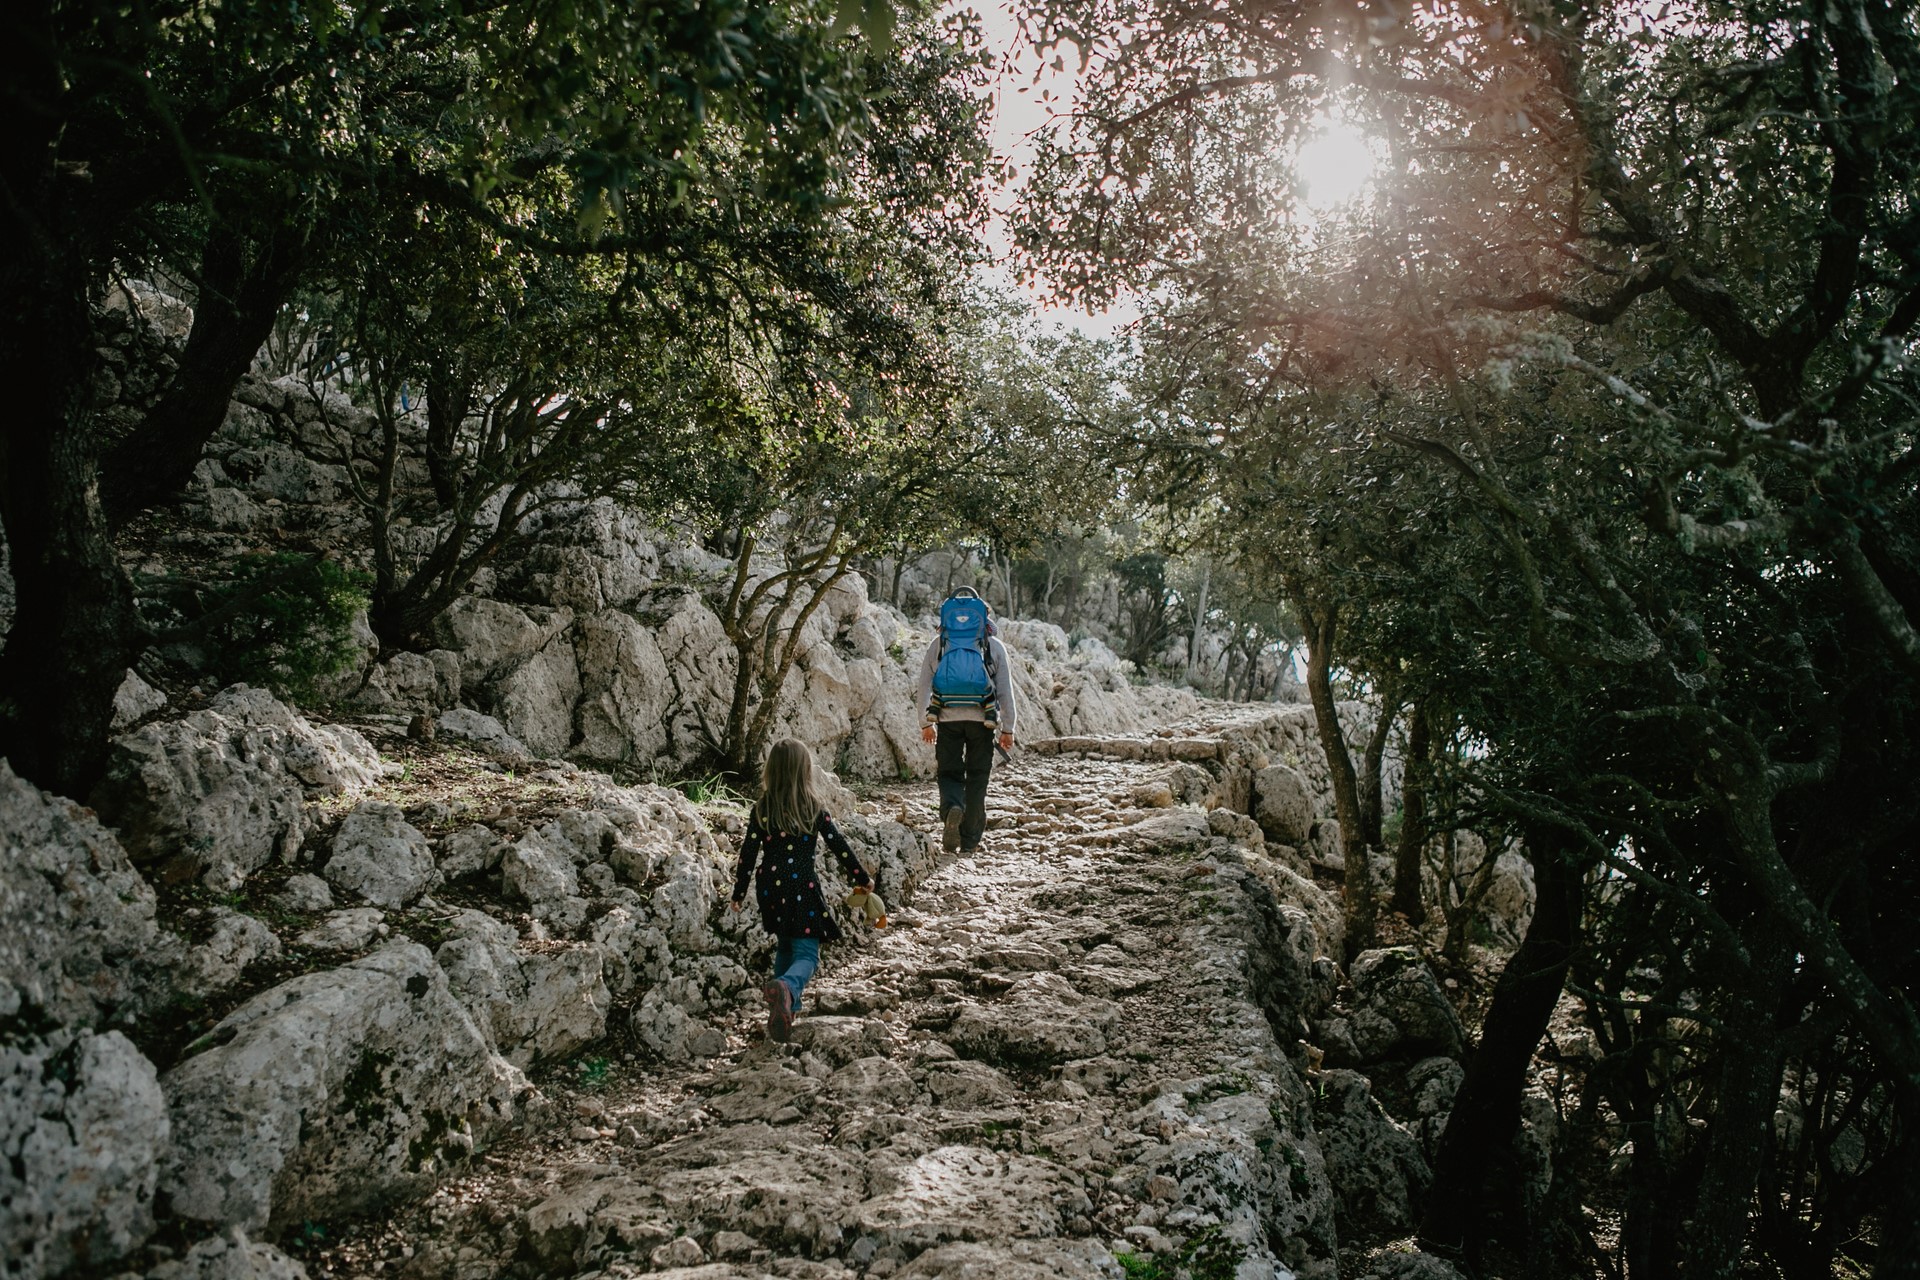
729, 738, 873, 1042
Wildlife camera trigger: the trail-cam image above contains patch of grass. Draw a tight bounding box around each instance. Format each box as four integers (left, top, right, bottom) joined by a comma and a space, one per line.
672, 771, 746, 806
1116, 1252, 1164, 1280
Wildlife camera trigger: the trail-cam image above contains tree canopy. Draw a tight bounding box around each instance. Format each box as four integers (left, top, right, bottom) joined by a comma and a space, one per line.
1014, 0, 1920, 1273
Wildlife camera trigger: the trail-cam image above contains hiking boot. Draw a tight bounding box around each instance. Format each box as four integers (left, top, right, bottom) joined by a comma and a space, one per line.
941, 806, 963, 853
763, 981, 793, 1043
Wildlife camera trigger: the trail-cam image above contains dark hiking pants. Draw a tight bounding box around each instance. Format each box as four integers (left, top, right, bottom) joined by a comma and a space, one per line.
934, 720, 994, 849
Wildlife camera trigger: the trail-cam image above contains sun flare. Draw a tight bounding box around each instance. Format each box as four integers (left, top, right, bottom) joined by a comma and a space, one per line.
1295, 118, 1377, 210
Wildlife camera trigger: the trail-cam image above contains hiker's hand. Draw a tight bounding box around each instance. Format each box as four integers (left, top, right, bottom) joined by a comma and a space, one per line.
999, 732, 1014, 752
729, 898, 743, 913
921, 724, 936, 744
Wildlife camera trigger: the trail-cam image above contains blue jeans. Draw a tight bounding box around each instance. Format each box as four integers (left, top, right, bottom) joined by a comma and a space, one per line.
774, 937, 820, 1010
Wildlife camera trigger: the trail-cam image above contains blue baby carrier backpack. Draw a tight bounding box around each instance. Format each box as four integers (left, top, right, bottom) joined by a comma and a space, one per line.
930, 588, 999, 726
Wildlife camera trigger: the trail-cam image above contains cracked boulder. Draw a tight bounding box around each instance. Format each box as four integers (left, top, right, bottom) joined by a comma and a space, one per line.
434, 909, 611, 1068
1310, 1068, 1431, 1240
0, 1028, 169, 1280
324, 800, 438, 909
159, 942, 529, 1231
1345, 948, 1466, 1064
0, 760, 176, 1026
93, 685, 378, 890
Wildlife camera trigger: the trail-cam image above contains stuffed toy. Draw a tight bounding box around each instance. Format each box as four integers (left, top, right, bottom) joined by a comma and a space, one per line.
845, 887, 888, 928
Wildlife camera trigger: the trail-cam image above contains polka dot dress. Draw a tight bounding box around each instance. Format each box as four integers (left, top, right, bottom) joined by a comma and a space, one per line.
732, 808, 870, 942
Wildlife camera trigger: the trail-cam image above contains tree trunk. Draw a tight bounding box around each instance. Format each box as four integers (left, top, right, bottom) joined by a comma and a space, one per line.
1873, 1083, 1920, 1280
98, 211, 305, 525
1391, 700, 1431, 923
1680, 902, 1792, 1280
0, 283, 139, 796
1186, 561, 1210, 680
1417, 832, 1584, 1263
0, 61, 140, 795
1294, 593, 1374, 958
1358, 678, 1399, 848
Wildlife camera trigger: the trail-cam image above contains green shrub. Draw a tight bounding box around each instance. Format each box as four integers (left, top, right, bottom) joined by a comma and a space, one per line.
203, 553, 370, 702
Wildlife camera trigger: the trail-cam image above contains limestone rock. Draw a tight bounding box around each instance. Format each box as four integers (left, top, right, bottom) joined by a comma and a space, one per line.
857, 1144, 1067, 1248
1347, 948, 1466, 1063
836, 815, 933, 909
790, 1016, 896, 1068
0, 1029, 169, 1280
501, 829, 580, 905
653, 1141, 868, 1250
110, 669, 169, 730
521, 1174, 677, 1269
177, 908, 284, 1001
94, 686, 378, 890
1252, 764, 1315, 846
627, 992, 719, 1062
143, 1229, 311, 1280
428, 597, 568, 684
435, 910, 610, 1067
345, 651, 459, 716
510, 498, 661, 614
0, 761, 174, 1026
893, 1239, 1121, 1279
1477, 849, 1537, 949
324, 800, 438, 908
437, 824, 508, 880
922, 1059, 1017, 1108
293, 908, 385, 953
493, 642, 581, 758
572, 591, 734, 770
946, 973, 1122, 1066
821, 1055, 916, 1109
272, 873, 333, 914
1310, 1069, 1431, 1240
436, 708, 534, 763
701, 1062, 822, 1124
160, 942, 529, 1230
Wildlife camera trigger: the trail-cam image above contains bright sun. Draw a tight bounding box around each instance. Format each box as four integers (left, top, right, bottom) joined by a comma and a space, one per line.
1295, 118, 1377, 210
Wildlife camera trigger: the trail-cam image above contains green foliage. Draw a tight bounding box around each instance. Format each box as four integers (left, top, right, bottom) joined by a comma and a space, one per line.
201, 554, 370, 703
1022, 0, 1920, 1267
575, 1056, 613, 1092
289, 1222, 328, 1254
1114, 1228, 1247, 1280
673, 773, 746, 807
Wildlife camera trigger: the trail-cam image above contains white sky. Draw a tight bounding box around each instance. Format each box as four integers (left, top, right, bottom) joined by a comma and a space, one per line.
961, 0, 1141, 342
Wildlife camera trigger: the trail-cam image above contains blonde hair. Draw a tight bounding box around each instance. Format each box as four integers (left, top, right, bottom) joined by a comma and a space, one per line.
757, 738, 825, 835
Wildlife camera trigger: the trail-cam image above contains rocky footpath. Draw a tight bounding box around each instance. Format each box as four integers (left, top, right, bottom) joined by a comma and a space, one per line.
2, 685, 1497, 1280
266, 715, 1476, 1280
2, 681, 934, 1280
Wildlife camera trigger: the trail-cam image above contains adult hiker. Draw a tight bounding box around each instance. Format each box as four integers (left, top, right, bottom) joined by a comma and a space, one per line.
915, 587, 1020, 854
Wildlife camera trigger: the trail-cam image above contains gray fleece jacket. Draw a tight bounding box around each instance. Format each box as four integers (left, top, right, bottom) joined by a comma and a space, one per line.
914, 634, 1019, 737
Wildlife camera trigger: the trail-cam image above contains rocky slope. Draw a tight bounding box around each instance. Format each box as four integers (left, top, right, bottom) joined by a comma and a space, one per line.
2, 297, 1530, 1279
3, 678, 1525, 1280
